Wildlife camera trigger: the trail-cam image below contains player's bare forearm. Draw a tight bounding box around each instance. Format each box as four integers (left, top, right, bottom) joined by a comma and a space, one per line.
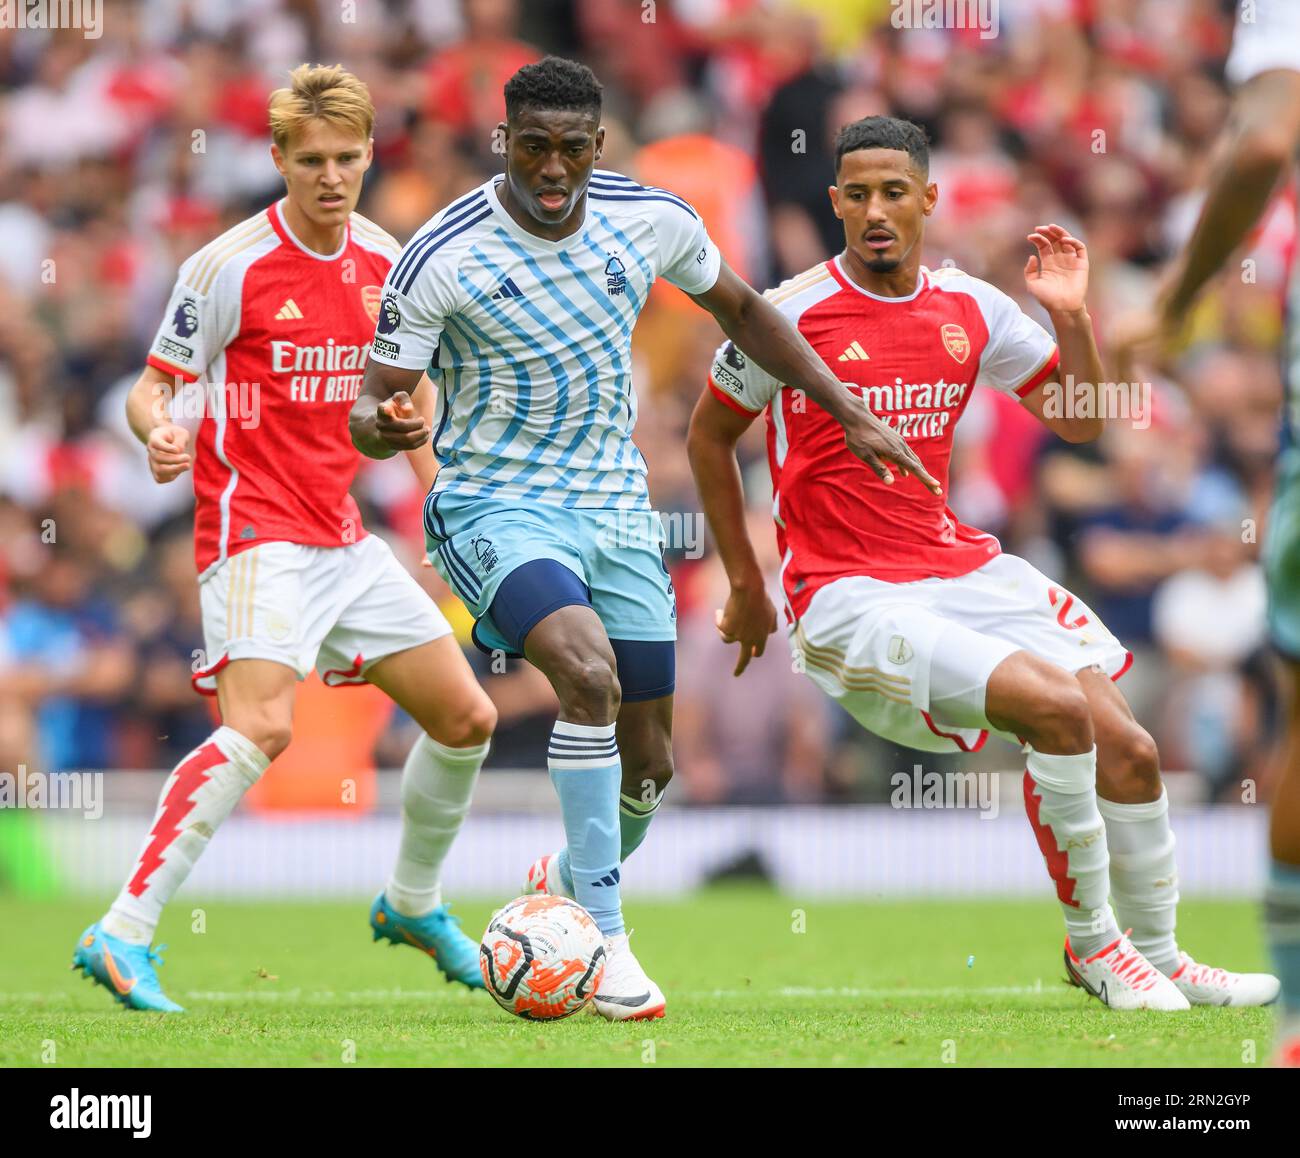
686, 393, 764, 591
1162, 70, 1300, 317
403, 375, 440, 492
125, 365, 183, 445
1050, 306, 1105, 442
128, 364, 195, 482
693, 268, 855, 426
353, 359, 426, 460
687, 392, 778, 675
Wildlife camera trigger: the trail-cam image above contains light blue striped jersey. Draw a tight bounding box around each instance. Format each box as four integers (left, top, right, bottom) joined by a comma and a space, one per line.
369, 170, 722, 509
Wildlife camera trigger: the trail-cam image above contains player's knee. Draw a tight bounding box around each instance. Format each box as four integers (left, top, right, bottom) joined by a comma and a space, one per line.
554, 656, 621, 722
1026, 672, 1094, 753
431, 697, 498, 749
1105, 724, 1161, 795
624, 753, 673, 795
227, 711, 293, 761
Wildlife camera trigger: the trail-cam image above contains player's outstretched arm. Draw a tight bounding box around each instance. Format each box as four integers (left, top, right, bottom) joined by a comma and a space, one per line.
351, 359, 430, 461
690, 262, 941, 494
1115, 69, 1300, 361
1021, 224, 1106, 444
126, 364, 192, 484
1160, 70, 1300, 322
685, 389, 777, 676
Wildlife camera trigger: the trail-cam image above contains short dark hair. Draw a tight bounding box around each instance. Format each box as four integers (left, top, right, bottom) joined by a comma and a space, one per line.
834, 116, 930, 176
504, 56, 603, 123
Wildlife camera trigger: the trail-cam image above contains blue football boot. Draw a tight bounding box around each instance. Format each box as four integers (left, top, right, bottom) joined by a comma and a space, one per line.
369, 893, 484, 989
72, 922, 184, 1012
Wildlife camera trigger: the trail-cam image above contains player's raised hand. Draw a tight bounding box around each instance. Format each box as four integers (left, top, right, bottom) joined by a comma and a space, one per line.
1024, 224, 1089, 314
843, 406, 942, 494
375, 390, 430, 451
146, 423, 192, 483
715, 585, 778, 677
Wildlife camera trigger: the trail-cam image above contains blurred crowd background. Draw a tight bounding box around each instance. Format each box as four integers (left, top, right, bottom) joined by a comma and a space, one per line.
0, 0, 1292, 807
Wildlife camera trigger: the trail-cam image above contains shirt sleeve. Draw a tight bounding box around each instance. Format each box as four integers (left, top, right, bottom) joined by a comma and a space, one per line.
369, 229, 463, 372
650, 193, 723, 296
1226, 2, 1300, 85
706, 338, 780, 416
971, 281, 1060, 399
146, 255, 241, 382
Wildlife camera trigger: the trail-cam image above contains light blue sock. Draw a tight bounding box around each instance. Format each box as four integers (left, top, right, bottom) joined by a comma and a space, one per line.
1266, 859, 1300, 1014
555, 787, 665, 895
548, 721, 623, 938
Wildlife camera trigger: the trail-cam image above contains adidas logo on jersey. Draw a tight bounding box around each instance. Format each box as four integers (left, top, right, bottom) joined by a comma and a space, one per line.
490, 277, 525, 301
838, 340, 870, 362
275, 299, 304, 320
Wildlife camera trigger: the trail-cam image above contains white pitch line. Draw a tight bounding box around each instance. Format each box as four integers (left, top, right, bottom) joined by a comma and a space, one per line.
3, 982, 1058, 1005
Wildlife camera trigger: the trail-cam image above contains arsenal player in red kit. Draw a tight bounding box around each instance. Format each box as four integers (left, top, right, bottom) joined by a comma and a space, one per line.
688, 115, 1278, 1010
70, 66, 497, 1011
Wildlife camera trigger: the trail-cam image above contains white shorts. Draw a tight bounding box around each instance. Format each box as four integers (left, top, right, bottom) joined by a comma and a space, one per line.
193, 535, 452, 695
793, 553, 1132, 753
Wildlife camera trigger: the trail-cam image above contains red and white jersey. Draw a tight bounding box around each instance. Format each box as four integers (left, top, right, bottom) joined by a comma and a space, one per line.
146, 201, 400, 577
707, 257, 1059, 621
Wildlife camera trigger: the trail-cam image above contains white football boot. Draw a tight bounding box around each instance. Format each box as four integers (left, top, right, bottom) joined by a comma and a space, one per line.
1167, 952, 1281, 1007
592, 932, 666, 1021
522, 852, 574, 900
1064, 932, 1191, 1011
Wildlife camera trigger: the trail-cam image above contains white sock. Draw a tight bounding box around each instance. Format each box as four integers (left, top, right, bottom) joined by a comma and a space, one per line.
385, 734, 488, 918
1022, 746, 1120, 957
1099, 788, 1180, 974
103, 726, 269, 945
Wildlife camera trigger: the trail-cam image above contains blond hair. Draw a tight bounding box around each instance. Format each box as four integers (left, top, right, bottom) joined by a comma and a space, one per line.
268, 63, 374, 152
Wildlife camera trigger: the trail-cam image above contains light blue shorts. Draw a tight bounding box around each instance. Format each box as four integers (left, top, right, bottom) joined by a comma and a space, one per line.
423, 490, 677, 656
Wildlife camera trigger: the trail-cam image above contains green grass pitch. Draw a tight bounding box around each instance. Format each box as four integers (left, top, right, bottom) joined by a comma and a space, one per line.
0, 890, 1278, 1067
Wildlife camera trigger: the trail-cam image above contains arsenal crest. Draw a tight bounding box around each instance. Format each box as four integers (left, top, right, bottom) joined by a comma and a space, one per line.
361, 284, 382, 323
940, 323, 970, 364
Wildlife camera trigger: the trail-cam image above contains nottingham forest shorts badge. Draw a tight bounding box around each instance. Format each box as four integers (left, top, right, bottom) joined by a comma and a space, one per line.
470, 534, 499, 573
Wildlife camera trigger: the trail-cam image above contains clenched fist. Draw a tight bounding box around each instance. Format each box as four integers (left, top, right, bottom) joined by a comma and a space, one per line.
375, 390, 430, 452
147, 423, 192, 483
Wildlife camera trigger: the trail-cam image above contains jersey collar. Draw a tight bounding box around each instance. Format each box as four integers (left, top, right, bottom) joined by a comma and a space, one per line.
829, 254, 929, 302
270, 199, 351, 261
486, 175, 591, 251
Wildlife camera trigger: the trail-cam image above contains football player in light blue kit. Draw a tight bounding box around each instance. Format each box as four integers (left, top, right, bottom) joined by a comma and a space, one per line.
351, 57, 934, 1020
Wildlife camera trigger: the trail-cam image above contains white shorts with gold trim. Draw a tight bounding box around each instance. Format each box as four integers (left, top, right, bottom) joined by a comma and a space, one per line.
193, 535, 451, 694
792, 553, 1131, 752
